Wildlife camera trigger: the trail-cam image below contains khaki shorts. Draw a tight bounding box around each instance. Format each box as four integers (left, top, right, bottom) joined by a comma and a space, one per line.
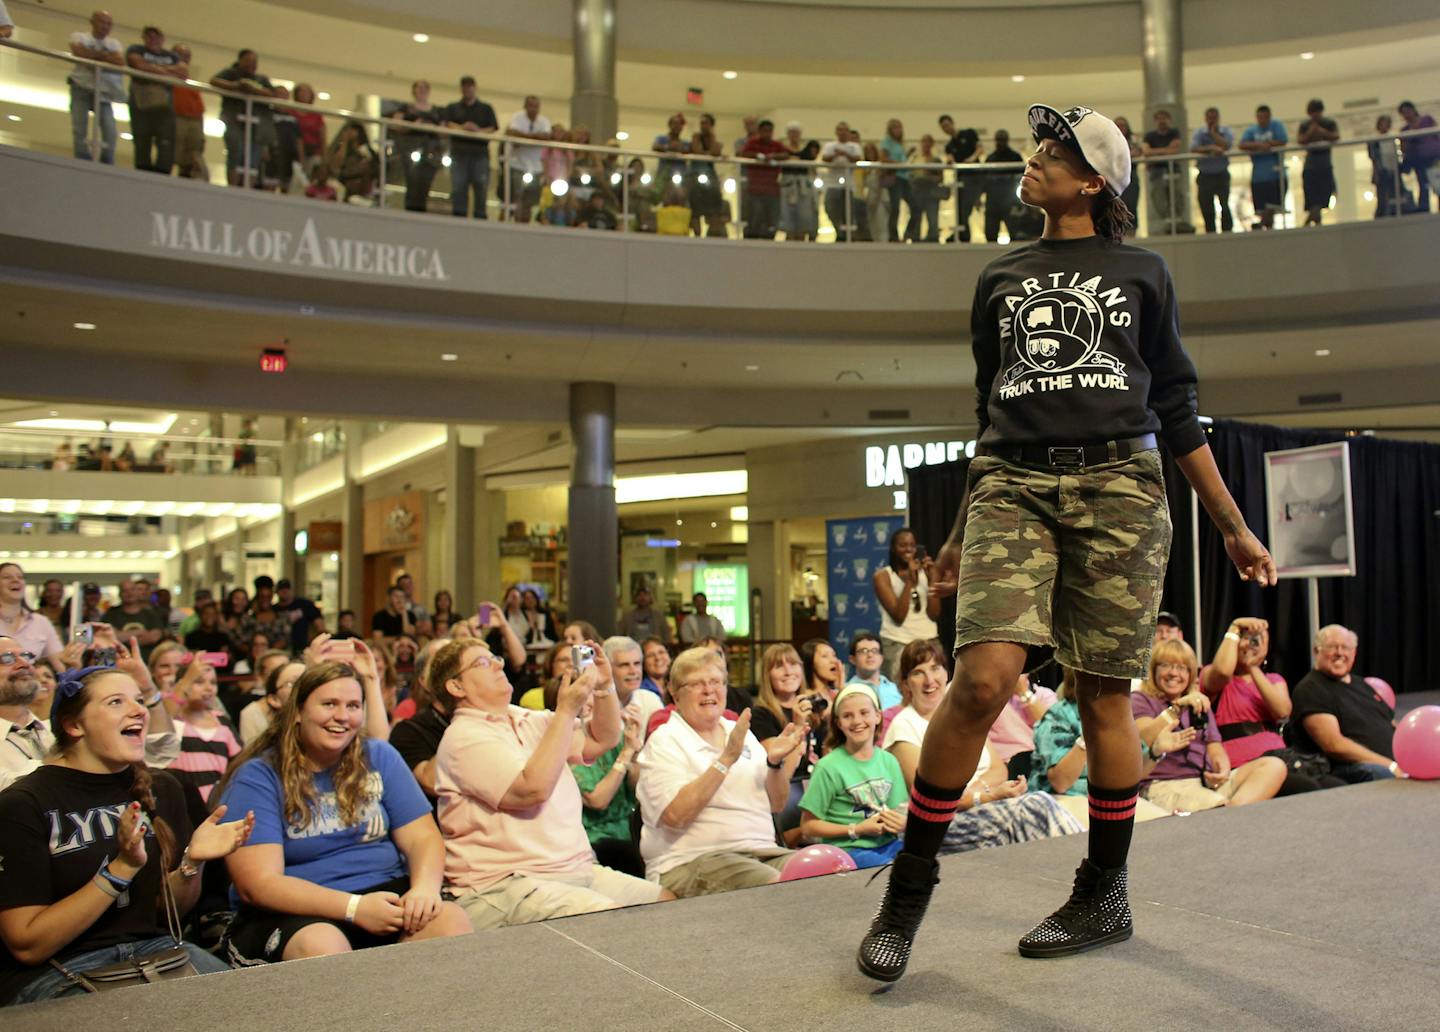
1140, 776, 1238, 812
657, 848, 792, 898
1052, 792, 1172, 828
453, 864, 663, 930
954, 450, 1172, 680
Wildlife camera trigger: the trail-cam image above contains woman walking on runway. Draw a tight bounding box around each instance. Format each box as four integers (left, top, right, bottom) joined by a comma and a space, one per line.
856, 103, 1276, 983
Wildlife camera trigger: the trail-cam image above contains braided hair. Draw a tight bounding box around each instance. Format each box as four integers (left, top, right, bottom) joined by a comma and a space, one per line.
1091, 191, 1135, 244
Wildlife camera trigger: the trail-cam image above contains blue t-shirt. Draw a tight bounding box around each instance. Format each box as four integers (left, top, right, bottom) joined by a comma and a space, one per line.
1240, 122, 1288, 182
1030, 696, 1086, 796
219, 738, 431, 896
846, 675, 902, 710
881, 136, 910, 179
1189, 125, 1233, 174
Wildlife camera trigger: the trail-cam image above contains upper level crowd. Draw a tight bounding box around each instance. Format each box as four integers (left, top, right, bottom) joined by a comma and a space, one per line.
17, 8, 1440, 240
0, 547, 1413, 1005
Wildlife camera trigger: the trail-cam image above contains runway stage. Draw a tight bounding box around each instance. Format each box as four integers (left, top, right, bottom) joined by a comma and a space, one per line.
11, 778, 1438, 1032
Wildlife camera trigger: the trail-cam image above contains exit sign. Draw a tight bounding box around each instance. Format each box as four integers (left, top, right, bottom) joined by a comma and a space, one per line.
260, 348, 288, 373
686, 87, 704, 105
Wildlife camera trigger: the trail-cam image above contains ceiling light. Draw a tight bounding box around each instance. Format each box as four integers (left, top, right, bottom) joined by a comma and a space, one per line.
722, 70, 738, 80
74, 322, 96, 330
745, 364, 759, 372
729, 506, 749, 521
317, 91, 331, 101
120, 132, 133, 140
1314, 348, 1331, 356
1300, 51, 1315, 60
47, 410, 58, 416
441, 353, 458, 361
616, 470, 747, 504
615, 131, 629, 141
6, 114, 20, 122
412, 32, 430, 43
710, 522, 718, 528
1011, 74, 1026, 83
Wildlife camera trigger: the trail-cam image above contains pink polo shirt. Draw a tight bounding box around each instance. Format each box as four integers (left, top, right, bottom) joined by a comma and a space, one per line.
1202, 666, 1288, 766
436, 706, 593, 891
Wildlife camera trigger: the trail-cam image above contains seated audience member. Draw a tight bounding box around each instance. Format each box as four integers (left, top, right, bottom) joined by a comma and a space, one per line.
222, 645, 290, 725
148, 640, 190, 706
28, 660, 57, 723
1290, 624, 1404, 781
641, 637, 670, 698
0, 666, 253, 1006
883, 641, 1079, 854
573, 702, 646, 878
603, 636, 664, 741
332, 609, 360, 640
987, 672, 1056, 780
0, 564, 63, 664
325, 121, 378, 201
169, 659, 240, 802
520, 641, 574, 711
563, 620, 602, 646
1, 638, 57, 792
80, 633, 181, 768
635, 647, 806, 897
299, 635, 391, 742
387, 639, 451, 799
239, 659, 304, 746
218, 662, 470, 963
1030, 670, 1177, 827
1132, 640, 1287, 810
750, 643, 816, 843
847, 631, 902, 709
184, 600, 235, 670
799, 684, 907, 868
433, 640, 671, 927
1202, 617, 1342, 793
693, 636, 750, 714
372, 586, 414, 642
801, 637, 846, 714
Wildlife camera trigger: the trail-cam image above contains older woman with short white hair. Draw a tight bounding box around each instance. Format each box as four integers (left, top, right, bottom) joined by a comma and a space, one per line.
635, 647, 806, 897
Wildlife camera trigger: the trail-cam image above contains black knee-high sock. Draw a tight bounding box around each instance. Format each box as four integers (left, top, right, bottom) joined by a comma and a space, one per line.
1086, 782, 1139, 870
901, 774, 965, 861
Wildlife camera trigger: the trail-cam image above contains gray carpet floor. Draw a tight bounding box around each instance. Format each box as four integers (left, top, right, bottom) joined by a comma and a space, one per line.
10, 780, 1438, 1032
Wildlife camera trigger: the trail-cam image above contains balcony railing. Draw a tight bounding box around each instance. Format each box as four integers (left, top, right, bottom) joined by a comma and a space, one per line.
0, 427, 282, 476
3, 37, 1437, 242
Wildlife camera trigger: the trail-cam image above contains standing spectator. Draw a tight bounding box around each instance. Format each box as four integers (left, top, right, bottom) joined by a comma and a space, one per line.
1190, 106, 1234, 233
1297, 98, 1340, 226
939, 114, 982, 242
861, 140, 887, 242
445, 76, 498, 218
688, 112, 728, 238
125, 25, 186, 175
1112, 118, 1142, 234
737, 119, 785, 239
1239, 104, 1288, 229
820, 121, 862, 242
733, 115, 757, 228
1369, 115, 1406, 218
905, 133, 943, 243
504, 95, 551, 223
0, 1, 12, 38
1142, 108, 1185, 234
66, 9, 126, 165
268, 86, 303, 192
395, 574, 428, 627
653, 112, 692, 190
982, 129, 1026, 242
777, 122, 820, 242
101, 578, 163, 658
325, 121, 378, 202
305, 165, 338, 201
871, 527, 948, 682
291, 84, 327, 175
210, 49, 278, 188
1291, 625, 1403, 781
679, 593, 724, 646
880, 118, 912, 243
275, 578, 321, 654
1398, 100, 1439, 211
621, 586, 671, 644
392, 80, 443, 213
170, 45, 207, 179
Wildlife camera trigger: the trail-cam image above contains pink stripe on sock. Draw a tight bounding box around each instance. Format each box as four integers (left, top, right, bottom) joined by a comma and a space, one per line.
910, 788, 963, 813
1089, 795, 1139, 810
1089, 804, 1137, 821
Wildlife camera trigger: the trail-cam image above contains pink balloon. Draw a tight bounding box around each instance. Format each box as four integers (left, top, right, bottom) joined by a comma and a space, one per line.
1393, 705, 1440, 780
779, 844, 859, 882
1365, 676, 1396, 711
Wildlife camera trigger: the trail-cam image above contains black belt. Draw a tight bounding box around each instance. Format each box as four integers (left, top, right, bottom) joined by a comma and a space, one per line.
1219, 720, 1280, 741
984, 433, 1157, 472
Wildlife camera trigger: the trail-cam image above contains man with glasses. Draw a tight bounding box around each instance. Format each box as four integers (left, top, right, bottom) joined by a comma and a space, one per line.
0, 637, 52, 792
1290, 625, 1404, 781
847, 632, 901, 709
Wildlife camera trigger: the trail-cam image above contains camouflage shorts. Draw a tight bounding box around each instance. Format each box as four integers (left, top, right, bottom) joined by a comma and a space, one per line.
954, 449, 1171, 680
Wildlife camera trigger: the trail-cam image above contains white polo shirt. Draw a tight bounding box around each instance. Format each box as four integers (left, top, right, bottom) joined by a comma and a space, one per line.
635, 712, 776, 880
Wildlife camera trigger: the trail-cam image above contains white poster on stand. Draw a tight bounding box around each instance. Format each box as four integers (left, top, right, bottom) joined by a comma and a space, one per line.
1263, 441, 1357, 579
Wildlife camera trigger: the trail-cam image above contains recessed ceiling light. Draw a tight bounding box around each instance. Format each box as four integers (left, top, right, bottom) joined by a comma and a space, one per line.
1314, 348, 1331, 356
47, 410, 58, 417
615, 131, 629, 141
120, 132, 134, 141
317, 91, 331, 101
722, 70, 738, 80
73, 322, 96, 330
1011, 74, 1026, 83
6, 114, 20, 122
710, 522, 718, 528
441, 353, 458, 361
412, 32, 430, 43
745, 364, 759, 371
1300, 51, 1315, 60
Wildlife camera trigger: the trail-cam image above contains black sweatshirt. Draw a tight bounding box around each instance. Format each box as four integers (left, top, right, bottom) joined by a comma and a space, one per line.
971, 235, 1207, 458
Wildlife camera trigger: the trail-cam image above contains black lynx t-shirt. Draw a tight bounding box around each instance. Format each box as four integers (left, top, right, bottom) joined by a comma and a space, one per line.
970, 235, 1206, 456
0, 765, 191, 1004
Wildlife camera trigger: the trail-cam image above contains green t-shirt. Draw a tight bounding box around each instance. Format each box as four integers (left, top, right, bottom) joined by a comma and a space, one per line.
798, 747, 907, 849
571, 743, 634, 845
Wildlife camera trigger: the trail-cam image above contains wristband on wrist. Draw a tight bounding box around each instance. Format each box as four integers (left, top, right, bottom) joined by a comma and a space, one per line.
847, 823, 859, 840
92, 873, 123, 900
97, 860, 134, 893
345, 894, 362, 923
711, 759, 730, 775
612, 760, 628, 774
1224, 631, 1241, 643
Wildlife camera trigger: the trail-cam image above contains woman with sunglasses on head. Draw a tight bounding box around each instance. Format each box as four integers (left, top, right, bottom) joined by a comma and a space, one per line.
216, 661, 471, 965
0, 665, 254, 1006
872, 529, 952, 683
859, 103, 1276, 983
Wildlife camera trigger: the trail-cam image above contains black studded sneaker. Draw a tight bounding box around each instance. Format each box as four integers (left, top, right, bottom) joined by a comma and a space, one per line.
1017, 859, 1133, 959
856, 852, 941, 983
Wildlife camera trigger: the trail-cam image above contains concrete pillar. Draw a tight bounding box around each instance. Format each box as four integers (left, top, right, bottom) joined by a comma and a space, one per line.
444, 428, 476, 612
1140, 0, 1188, 230
571, 0, 618, 145
277, 418, 298, 585
341, 422, 365, 619
568, 382, 617, 636
201, 537, 216, 597
745, 519, 791, 644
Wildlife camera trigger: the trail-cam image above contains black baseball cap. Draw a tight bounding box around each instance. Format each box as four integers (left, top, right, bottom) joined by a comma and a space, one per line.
1156, 611, 1181, 628
276, 578, 293, 590
82, 582, 100, 593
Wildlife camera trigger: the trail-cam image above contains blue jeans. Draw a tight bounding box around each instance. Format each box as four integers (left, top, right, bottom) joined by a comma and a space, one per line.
7, 937, 227, 1006
1328, 761, 1394, 783
450, 150, 490, 218
69, 84, 116, 164
223, 121, 263, 185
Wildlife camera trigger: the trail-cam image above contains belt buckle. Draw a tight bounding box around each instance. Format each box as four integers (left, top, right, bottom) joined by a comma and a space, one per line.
1047, 446, 1086, 470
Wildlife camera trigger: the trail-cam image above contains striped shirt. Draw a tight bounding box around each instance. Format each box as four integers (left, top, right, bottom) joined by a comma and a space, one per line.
171, 719, 240, 801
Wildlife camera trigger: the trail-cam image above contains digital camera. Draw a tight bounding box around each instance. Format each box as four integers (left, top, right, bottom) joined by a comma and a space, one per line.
572, 644, 596, 672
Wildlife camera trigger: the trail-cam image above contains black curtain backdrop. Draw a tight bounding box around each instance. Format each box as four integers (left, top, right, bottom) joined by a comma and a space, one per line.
907, 420, 1440, 695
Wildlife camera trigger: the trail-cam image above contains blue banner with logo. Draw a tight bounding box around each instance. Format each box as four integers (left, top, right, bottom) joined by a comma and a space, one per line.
825, 516, 904, 659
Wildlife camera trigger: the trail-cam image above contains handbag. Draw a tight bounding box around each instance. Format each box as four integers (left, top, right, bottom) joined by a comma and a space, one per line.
1264, 745, 1331, 781
48, 860, 200, 993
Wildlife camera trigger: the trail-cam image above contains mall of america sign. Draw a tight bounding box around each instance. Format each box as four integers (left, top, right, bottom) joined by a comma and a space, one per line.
149, 212, 449, 281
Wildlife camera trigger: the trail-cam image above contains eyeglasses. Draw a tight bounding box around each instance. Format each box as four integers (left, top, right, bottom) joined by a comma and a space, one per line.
463, 653, 506, 673
1155, 663, 1191, 674
0, 651, 37, 666
854, 646, 882, 657
678, 677, 726, 693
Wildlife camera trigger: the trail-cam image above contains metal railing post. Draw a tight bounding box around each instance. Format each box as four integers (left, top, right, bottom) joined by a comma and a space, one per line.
242, 96, 253, 188
90, 64, 101, 162
502, 141, 511, 221
621, 163, 630, 232
843, 169, 853, 243
1392, 134, 1402, 216
377, 118, 387, 209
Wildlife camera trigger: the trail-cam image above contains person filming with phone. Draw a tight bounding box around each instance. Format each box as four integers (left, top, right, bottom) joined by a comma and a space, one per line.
872, 528, 955, 682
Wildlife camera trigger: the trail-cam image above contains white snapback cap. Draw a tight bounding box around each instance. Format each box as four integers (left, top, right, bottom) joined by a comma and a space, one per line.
1028, 104, 1131, 196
